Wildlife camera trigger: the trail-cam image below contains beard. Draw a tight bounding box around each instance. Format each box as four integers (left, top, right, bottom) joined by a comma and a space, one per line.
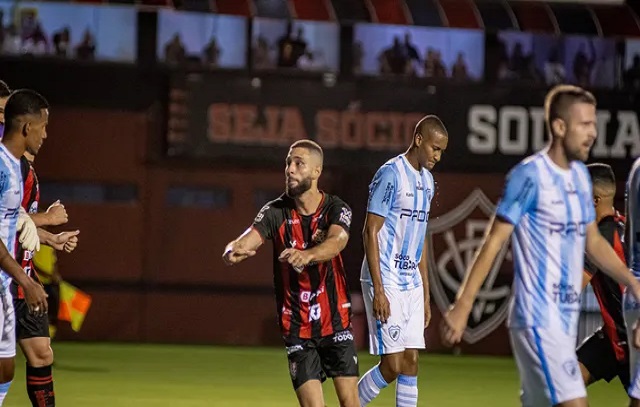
286, 177, 312, 198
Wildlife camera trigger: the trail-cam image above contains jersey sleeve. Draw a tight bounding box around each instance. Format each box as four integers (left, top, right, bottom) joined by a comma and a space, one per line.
327, 199, 352, 233
366, 165, 397, 218
251, 203, 277, 241
496, 163, 539, 226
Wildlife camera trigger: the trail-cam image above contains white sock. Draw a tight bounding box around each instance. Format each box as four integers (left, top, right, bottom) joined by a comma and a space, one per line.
0, 381, 12, 405
396, 374, 418, 407
358, 364, 388, 405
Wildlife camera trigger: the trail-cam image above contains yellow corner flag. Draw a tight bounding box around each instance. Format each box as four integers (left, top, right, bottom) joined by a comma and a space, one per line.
58, 281, 92, 332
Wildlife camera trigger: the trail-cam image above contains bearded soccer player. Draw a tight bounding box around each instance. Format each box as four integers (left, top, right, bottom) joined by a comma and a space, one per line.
443, 85, 640, 407
222, 140, 359, 407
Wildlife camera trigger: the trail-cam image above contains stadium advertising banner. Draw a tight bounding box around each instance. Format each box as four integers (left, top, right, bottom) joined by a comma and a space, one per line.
168, 73, 640, 174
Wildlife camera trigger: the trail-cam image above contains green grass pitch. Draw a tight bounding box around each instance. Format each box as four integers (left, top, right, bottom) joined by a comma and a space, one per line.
3, 342, 628, 406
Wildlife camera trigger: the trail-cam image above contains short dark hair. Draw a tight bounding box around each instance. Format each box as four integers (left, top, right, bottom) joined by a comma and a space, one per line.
415, 115, 448, 139
545, 85, 596, 137
587, 163, 615, 189
4, 89, 49, 134
0, 81, 11, 98
290, 139, 324, 161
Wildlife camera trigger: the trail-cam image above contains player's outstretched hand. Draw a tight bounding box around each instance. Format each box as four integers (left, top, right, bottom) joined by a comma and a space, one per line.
278, 249, 312, 273
372, 289, 391, 323
223, 247, 256, 265
46, 200, 68, 226
441, 302, 471, 347
23, 279, 48, 317
51, 230, 80, 253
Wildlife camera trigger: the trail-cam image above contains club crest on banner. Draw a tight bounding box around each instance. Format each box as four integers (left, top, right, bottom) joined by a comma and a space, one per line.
428, 189, 512, 344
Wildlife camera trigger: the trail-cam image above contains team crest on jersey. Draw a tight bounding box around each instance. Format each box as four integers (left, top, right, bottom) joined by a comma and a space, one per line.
388, 325, 401, 341
428, 189, 512, 344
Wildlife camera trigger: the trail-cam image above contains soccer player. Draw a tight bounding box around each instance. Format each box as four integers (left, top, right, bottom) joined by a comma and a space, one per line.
0, 89, 50, 404
357, 115, 448, 407
222, 140, 359, 407
624, 158, 640, 407
577, 163, 629, 391
12, 148, 79, 407
442, 84, 640, 407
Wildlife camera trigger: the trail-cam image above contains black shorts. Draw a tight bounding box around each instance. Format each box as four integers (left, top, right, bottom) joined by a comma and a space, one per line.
285, 329, 359, 390
43, 283, 60, 326
577, 328, 629, 390
14, 298, 49, 340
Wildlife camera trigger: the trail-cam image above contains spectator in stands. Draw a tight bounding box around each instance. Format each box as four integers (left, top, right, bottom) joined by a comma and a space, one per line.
573, 41, 596, 87
403, 32, 420, 63
379, 37, 409, 75
253, 35, 272, 69
624, 54, 640, 91
277, 23, 298, 68
292, 27, 308, 66
53, 27, 70, 58
508, 42, 530, 78
451, 52, 469, 81
202, 37, 220, 68
164, 33, 186, 66
22, 23, 48, 56
75, 29, 96, 61
544, 47, 566, 85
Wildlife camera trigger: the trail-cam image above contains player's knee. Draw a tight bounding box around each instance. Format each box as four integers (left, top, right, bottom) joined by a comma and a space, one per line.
29, 345, 53, 367
403, 350, 419, 369
381, 357, 403, 379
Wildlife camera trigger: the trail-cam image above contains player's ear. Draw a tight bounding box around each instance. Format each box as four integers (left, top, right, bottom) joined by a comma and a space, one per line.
22, 122, 30, 137
414, 132, 423, 147
551, 118, 565, 138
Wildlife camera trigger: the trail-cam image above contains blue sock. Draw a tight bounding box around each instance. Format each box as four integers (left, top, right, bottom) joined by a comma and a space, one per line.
396, 374, 418, 407
358, 364, 388, 405
0, 381, 12, 404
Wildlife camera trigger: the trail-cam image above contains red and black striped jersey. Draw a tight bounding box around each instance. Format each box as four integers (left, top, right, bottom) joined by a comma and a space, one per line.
584, 211, 627, 362
252, 192, 353, 340
13, 156, 40, 298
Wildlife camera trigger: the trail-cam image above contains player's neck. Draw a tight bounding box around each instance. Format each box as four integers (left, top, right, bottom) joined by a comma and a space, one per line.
596, 205, 615, 223
0, 137, 26, 160
403, 148, 421, 171
546, 142, 571, 170
294, 189, 323, 215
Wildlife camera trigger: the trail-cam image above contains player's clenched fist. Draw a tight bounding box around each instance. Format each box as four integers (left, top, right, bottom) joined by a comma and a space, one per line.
278, 248, 312, 272
46, 200, 68, 226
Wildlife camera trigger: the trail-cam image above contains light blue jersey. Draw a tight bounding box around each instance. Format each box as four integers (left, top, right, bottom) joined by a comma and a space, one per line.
497, 150, 595, 336
627, 158, 640, 277
361, 155, 435, 291
0, 145, 23, 288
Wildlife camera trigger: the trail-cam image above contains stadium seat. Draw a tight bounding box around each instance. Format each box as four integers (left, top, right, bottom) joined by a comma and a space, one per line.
437, 0, 481, 29
405, 0, 444, 27
214, 0, 252, 16
370, 0, 409, 25
291, 0, 332, 21
509, 1, 556, 34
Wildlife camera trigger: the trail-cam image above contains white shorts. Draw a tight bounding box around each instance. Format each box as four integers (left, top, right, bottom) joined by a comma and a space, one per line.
623, 288, 640, 399
362, 283, 425, 355
0, 288, 15, 358
509, 328, 586, 407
